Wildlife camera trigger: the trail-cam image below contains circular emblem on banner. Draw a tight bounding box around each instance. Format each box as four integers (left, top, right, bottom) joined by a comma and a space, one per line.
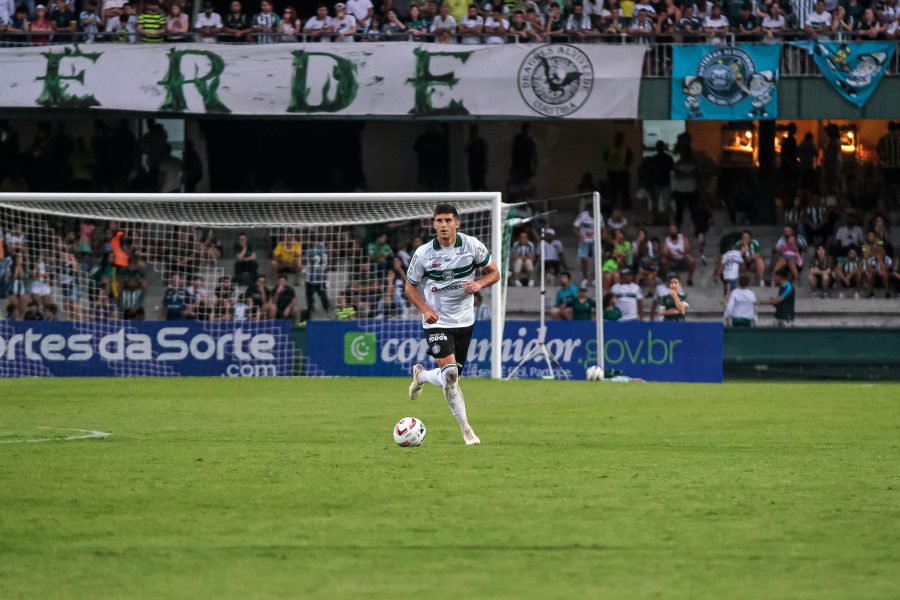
697, 47, 757, 106
518, 45, 594, 117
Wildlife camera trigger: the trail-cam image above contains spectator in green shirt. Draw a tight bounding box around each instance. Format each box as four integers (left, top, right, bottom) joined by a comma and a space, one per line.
367, 233, 392, 273
657, 274, 688, 321
551, 271, 578, 320
137, 1, 167, 42
566, 281, 597, 321
602, 292, 621, 321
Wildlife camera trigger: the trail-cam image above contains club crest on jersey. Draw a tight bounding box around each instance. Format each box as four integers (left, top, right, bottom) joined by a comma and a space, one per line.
442, 270, 454, 281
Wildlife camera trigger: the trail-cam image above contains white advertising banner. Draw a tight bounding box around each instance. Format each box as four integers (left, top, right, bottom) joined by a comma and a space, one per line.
0, 42, 645, 119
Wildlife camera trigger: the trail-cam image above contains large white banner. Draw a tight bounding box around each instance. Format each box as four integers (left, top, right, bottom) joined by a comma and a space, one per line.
0, 42, 645, 119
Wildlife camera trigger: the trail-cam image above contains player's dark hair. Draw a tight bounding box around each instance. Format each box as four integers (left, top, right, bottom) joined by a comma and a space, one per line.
433, 204, 459, 219
738, 273, 750, 288
775, 267, 790, 280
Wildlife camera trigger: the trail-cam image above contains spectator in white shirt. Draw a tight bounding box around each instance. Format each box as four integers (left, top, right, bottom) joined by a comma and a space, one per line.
566, 2, 598, 37
194, 1, 223, 42
483, 7, 508, 43
724, 274, 758, 327
833, 215, 864, 256
703, 2, 729, 37
804, 0, 832, 36
715, 245, 744, 297
540, 228, 566, 279
610, 269, 644, 321
346, 0, 373, 28
888, 14, 899, 38
430, 3, 457, 43
305, 3, 332, 39
458, 3, 484, 44
330, 2, 357, 42
761, 3, 787, 38
0, 0, 15, 26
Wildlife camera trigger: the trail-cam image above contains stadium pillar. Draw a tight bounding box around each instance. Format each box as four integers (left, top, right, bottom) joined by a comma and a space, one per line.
757, 120, 777, 225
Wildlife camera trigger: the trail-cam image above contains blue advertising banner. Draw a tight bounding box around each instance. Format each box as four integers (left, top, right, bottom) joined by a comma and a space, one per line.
671, 44, 780, 120
0, 320, 293, 378
791, 41, 896, 107
307, 320, 723, 383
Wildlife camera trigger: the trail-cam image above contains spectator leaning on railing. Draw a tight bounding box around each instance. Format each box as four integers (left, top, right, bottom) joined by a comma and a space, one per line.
459, 3, 483, 44
330, 2, 357, 42
194, 1, 223, 42
252, 0, 279, 44
137, 1, 166, 42
277, 6, 300, 42
483, 6, 508, 43
430, 3, 457, 42
222, 0, 252, 42
165, 2, 189, 41
304, 3, 332, 40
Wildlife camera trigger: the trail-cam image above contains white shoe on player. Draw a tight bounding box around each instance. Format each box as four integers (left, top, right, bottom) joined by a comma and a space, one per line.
409, 363, 425, 400
463, 428, 481, 445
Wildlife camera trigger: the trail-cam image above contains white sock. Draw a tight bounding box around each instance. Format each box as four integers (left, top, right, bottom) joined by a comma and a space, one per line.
441, 365, 470, 433
419, 367, 443, 387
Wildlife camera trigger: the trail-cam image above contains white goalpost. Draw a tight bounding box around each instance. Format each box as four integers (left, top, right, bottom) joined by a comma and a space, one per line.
0, 192, 507, 379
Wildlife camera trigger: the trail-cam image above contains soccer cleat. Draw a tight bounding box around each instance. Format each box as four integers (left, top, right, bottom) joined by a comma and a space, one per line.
463, 428, 481, 445
409, 364, 425, 400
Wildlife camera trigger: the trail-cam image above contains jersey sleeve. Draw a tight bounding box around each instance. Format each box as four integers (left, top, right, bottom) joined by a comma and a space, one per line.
406, 248, 425, 285
471, 236, 491, 268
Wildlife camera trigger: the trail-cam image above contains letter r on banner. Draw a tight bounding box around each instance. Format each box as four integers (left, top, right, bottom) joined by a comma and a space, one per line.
158, 48, 231, 113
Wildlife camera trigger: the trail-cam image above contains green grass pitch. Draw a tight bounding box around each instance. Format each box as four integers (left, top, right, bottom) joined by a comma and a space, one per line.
1, 378, 898, 599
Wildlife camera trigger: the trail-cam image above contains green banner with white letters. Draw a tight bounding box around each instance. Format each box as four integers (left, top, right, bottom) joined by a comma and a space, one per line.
0, 42, 645, 119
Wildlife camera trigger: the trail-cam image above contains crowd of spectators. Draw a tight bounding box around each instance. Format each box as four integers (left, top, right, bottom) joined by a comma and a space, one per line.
507, 122, 900, 327
0, 205, 479, 324
3, 0, 899, 45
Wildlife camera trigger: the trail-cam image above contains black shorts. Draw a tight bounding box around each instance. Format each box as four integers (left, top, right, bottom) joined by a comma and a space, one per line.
424, 325, 474, 369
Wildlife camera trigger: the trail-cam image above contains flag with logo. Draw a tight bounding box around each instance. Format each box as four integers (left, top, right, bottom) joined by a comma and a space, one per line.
671, 44, 781, 120
791, 41, 896, 107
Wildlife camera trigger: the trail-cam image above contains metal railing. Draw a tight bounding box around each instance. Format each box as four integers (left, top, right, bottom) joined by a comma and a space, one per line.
2, 30, 898, 79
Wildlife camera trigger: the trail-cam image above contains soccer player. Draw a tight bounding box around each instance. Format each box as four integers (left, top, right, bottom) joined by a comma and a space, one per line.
405, 204, 500, 445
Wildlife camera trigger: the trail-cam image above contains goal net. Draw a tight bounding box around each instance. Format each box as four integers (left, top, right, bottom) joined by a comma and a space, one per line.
0, 193, 506, 379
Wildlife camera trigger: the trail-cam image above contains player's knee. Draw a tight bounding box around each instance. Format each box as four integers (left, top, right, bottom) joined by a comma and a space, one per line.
442, 365, 458, 389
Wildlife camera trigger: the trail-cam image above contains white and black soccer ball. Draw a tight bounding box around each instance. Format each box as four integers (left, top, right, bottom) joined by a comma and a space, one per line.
393, 416, 426, 447
586, 365, 601, 381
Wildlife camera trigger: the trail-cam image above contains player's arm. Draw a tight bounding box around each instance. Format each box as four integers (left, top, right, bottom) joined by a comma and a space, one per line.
464, 261, 499, 294
404, 280, 438, 324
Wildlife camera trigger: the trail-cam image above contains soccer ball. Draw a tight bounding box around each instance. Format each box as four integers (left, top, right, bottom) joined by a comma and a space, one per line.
393, 417, 426, 447
586, 365, 602, 381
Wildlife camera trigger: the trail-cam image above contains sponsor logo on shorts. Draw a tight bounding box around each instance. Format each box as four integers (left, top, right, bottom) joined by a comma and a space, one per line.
427, 333, 448, 343
431, 343, 441, 354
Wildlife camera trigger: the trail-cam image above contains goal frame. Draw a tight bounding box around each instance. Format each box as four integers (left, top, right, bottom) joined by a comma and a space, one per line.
0, 191, 506, 379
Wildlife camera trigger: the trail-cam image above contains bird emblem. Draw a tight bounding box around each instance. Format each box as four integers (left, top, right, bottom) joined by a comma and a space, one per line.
537, 55, 583, 94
